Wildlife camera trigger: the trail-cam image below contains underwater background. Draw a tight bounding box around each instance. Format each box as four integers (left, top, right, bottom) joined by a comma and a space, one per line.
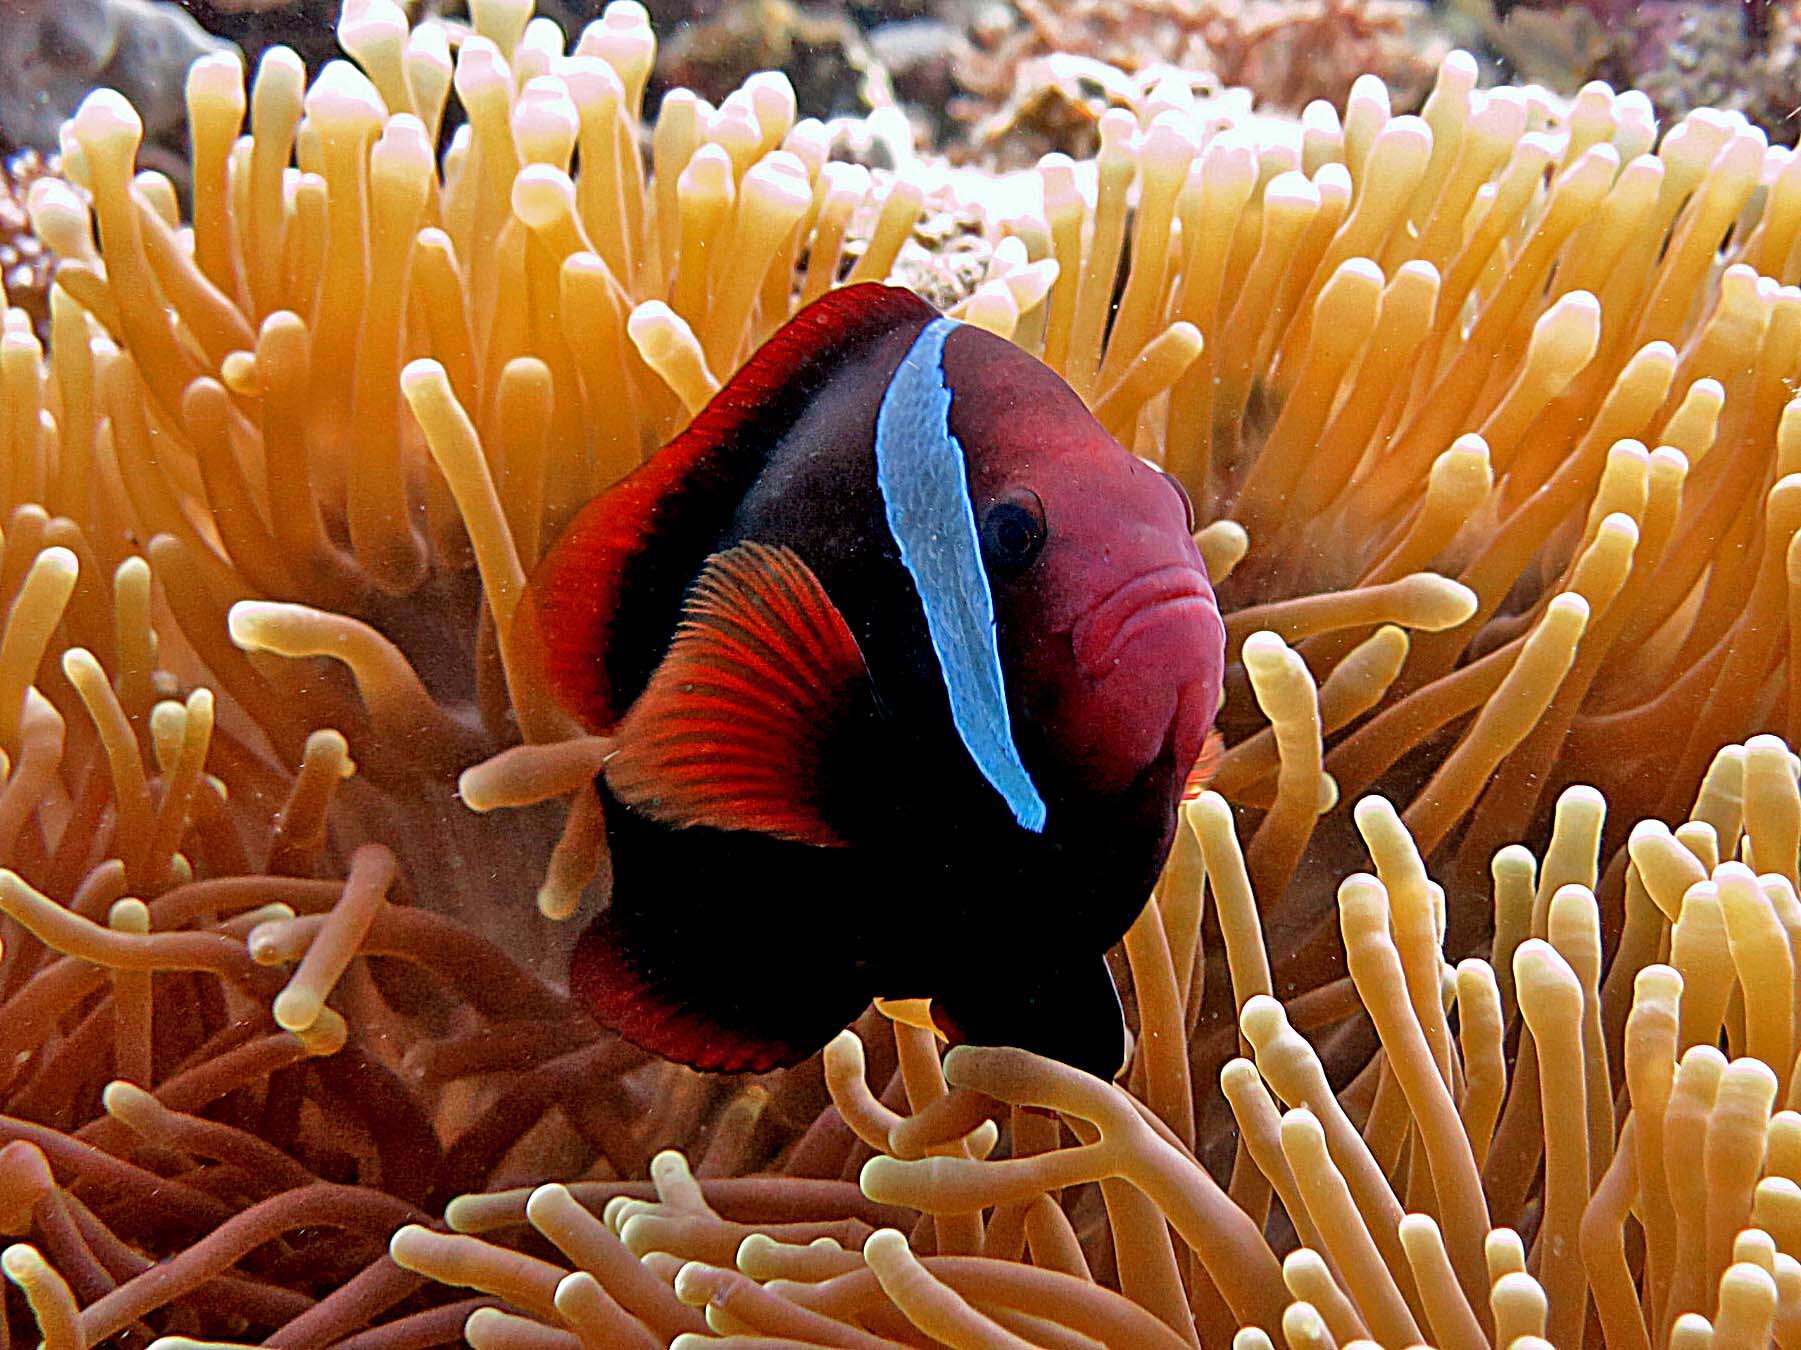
0, 0, 1797, 1345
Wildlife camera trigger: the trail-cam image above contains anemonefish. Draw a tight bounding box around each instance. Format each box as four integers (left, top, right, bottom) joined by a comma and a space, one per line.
517, 283, 1226, 1079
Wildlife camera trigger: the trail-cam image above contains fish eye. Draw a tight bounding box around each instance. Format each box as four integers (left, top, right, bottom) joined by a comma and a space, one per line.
980, 490, 1046, 574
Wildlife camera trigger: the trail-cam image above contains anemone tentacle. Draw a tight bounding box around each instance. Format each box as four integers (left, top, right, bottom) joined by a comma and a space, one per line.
0, 1, 1797, 1344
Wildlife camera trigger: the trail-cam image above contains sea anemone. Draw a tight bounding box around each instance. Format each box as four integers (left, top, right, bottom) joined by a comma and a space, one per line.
0, 0, 1796, 1345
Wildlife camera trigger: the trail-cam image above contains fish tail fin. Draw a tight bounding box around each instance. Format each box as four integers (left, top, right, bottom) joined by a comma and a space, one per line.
932, 956, 1130, 1082
571, 883, 876, 1075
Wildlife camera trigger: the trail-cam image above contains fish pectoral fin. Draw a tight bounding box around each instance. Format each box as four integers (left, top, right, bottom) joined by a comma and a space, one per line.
934, 956, 1131, 1082
605, 541, 869, 848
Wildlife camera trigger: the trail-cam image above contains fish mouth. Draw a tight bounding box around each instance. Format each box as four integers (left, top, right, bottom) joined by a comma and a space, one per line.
1071, 564, 1218, 679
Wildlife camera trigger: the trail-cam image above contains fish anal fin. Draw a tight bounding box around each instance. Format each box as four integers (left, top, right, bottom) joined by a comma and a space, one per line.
605, 542, 868, 848
572, 890, 873, 1074
933, 956, 1130, 1081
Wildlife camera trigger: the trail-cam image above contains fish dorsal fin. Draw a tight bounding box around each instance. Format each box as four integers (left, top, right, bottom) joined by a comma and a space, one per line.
604, 542, 867, 847
875, 318, 1048, 834
519, 283, 936, 733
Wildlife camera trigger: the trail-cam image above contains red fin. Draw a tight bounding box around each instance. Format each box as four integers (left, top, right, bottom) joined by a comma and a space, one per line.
571, 916, 823, 1073
518, 284, 936, 733
933, 958, 1129, 1079
604, 542, 867, 847
1182, 730, 1226, 802
930, 1003, 966, 1048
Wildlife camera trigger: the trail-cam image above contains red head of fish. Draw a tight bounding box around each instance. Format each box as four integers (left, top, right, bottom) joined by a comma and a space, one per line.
942, 326, 1224, 810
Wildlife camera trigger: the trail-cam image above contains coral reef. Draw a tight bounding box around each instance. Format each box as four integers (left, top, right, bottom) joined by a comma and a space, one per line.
0, 0, 1798, 1345
948, 0, 1449, 155
652, 0, 899, 119
1468, 0, 1801, 148
0, 151, 66, 340
1599, 0, 1801, 148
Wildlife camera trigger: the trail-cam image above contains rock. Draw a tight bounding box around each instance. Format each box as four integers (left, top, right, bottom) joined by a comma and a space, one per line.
0, 0, 235, 161
652, 0, 895, 119
869, 17, 974, 145
961, 52, 1155, 166
841, 170, 993, 309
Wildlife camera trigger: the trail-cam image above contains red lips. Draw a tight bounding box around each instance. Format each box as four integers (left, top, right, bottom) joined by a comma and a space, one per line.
1070, 564, 1221, 680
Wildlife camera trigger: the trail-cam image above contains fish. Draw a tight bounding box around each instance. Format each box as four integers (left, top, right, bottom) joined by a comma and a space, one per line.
517, 282, 1226, 1079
